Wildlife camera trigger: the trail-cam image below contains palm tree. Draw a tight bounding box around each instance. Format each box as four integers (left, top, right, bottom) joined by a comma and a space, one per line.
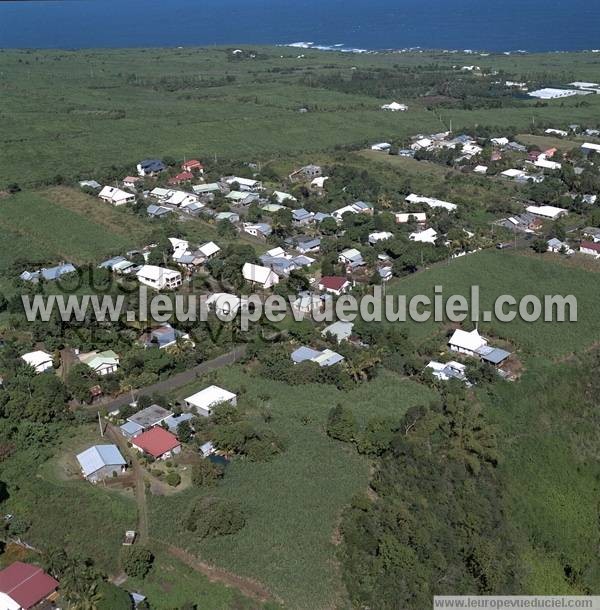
443, 397, 499, 474
60, 567, 103, 610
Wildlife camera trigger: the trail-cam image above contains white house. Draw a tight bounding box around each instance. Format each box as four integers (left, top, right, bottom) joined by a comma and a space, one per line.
206, 292, 249, 317
579, 241, 600, 258
371, 142, 391, 152
545, 128, 568, 137
242, 262, 279, 289
21, 350, 53, 374
501, 169, 528, 180
197, 241, 221, 259
547, 238, 573, 254
582, 142, 600, 154
338, 248, 364, 267
528, 88, 584, 100
78, 350, 120, 376
381, 102, 408, 112
223, 176, 263, 191
491, 137, 509, 146
473, 165, 488, 174
396, 212, 427, 224
273, 191, 297, 204
98, 186, 135, 206
166, 191, 199, 207
410, 227, 438, 244
405, 194, 457, 212
136, 265, 182, 290
184, 385, 237, 417
526, 205, 568, 220
368, 231, 394, 244
534, 157, 562, 171
426, 360, 468, 383
448, 328, 488, 356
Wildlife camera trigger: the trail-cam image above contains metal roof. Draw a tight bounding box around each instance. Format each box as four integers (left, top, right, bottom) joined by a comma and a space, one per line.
128, 404, 172, 428
76, 444, 126, 477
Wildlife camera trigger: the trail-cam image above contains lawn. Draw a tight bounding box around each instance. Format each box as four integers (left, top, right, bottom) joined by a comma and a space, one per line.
1, 423, 136, 574
385, 248, 600, 357
3, 47, 600, 187
0, 188, 150, 269
125, 548, 267, 610
483, 355, 600, 594
148, 366, 437, 610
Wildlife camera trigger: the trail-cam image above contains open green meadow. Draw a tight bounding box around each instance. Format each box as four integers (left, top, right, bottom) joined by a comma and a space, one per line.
483, 355, 600, 594
2, 47, 600, 186
386, 248, 600, 357
0, 188, 151, 269
148, 366, 437, 610
1, 424, 136, 574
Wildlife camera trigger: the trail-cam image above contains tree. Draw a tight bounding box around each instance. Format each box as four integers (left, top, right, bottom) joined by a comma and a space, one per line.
176, 420, 193, 443
165, 471, 181, 487
191, 459, 224, 487
326, 404, 357, 443
121, 546, 154, 579
531, 237, 547, 254
185, 497, 245, 538
97, 581, 132, 610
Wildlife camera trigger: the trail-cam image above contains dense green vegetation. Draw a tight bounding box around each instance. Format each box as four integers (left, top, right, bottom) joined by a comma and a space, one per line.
2, 47, 600, 187
2, 44, 600, 610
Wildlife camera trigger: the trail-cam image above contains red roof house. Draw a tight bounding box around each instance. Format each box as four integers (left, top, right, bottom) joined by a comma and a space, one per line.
168, 171, 194, 186
580, 241, 600, 255
318, 276, 351, 295
132, 426, 181, 459
0, 562, 59, 610
182, 159, 204, 172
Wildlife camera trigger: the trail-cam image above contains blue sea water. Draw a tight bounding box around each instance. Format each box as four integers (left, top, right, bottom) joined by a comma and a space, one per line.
1, 0, 599, 52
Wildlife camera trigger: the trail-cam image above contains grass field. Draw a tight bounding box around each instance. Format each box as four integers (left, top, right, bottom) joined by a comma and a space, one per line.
386, 248, 600, 357
2, 424, 136, 574
484, 355, 600, 594
516, 133, 583, 151
148, 366, 437, 610
125, 549, 266, 610
2, 47, 600, 186
0, 188, 151, 269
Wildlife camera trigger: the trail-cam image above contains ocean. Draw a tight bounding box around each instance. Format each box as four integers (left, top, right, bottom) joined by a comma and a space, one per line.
1, 0, 599, 53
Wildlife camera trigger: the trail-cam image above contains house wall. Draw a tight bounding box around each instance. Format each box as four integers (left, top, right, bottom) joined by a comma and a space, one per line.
449, 344, 477, 357
87, 464, 123, 483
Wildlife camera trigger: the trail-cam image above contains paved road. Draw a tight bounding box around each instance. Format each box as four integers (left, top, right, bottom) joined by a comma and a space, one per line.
97, 345, 247, 411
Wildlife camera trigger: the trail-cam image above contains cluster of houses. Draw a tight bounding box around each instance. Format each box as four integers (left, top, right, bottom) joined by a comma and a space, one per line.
427, 327, 513, 384
75, 384, 238, 485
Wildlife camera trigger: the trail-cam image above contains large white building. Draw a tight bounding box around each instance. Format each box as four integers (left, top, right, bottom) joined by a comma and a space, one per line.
98, 186, 136, 206
21, 350, 53, 374
136, 265, 182, 290
405, 194, 457, 212
242, 262, 279, 289
448, 328, 488, 357
184, 385, 237, 417
525, 205, 568, 220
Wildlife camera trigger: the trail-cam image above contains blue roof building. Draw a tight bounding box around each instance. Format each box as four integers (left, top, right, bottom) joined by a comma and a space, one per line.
76, 445, 126, 482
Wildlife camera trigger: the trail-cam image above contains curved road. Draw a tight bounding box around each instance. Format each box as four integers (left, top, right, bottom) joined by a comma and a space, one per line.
97, 345, 247, 411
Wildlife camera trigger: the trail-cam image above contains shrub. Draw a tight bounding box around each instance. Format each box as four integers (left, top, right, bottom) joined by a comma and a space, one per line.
165, 472, 181, 487
121, 546, 154, 579
191, 460, 223, 487
185, 497, 245, 539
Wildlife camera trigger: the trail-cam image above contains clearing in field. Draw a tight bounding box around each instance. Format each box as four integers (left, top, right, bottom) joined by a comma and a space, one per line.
0, 188, 150, 269
386, 249, 600, 358
148, 366, 437, 610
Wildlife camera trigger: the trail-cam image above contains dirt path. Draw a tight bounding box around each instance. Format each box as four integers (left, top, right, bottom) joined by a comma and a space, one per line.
162, 543, 278, 604
106, 424, 149, 544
